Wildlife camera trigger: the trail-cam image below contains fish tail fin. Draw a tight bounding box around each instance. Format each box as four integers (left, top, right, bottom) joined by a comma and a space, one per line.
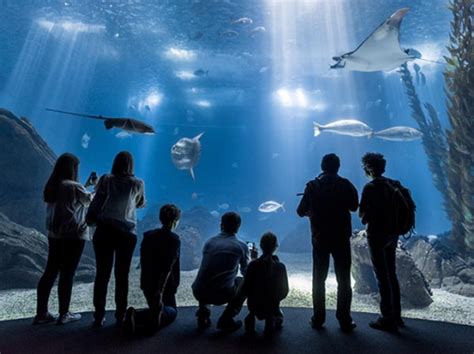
104, 120, 113, 130
368, 131, 374, 139
313, 122, 322, 137
281, 202, 286, 212
190, 168, 195, 181
194, 132, 205, 140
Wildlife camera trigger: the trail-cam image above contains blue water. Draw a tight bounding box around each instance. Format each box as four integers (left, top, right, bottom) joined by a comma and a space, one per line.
0, 0, 452, 240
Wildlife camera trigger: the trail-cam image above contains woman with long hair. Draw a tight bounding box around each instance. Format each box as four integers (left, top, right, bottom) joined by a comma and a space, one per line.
34, 153, 93, 325
91, 151, 146, 327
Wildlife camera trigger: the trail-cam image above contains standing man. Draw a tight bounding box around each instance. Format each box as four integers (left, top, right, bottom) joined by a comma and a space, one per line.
297, 153, 358, 332
192, 212, 257, 331
360, 152, 414, 331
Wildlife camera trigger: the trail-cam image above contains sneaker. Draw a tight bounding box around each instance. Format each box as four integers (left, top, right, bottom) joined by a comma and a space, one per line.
369, 317, 398, 332
57, 312, 81, 325
244, 314, 256, 334
216, 317, 242, 332
123, 307, 136, 335
33, 312, 57, 325
310, 316, 324, 329
339, 320, 357, 333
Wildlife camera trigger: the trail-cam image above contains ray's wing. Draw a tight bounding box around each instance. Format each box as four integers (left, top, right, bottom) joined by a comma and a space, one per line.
345, 8, 410, 59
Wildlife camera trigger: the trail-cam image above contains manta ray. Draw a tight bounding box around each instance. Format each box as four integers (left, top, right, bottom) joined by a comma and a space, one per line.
46, 108, 155, 134
331, 8, 421, 72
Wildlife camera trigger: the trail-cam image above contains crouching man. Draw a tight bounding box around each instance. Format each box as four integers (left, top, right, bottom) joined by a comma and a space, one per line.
192, 212, 257, 331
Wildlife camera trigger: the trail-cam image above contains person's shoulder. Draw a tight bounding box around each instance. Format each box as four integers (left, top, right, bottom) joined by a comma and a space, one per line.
235, 236, 248, 248
338, 176, 355, 186
143, 228, 160, 239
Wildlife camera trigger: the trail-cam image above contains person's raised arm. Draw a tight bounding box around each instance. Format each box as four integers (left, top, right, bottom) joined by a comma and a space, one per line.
240, 244, 250, 276
136, 181, 146, 209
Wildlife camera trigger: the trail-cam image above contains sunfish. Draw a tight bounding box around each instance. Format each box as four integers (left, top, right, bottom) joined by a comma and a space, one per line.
314, 119, 373, 137
372, 126, 423, 141
171, 132, 204, 180
331, 8, 421, 72
46, 108, 155, 134
258, 201, 285, 213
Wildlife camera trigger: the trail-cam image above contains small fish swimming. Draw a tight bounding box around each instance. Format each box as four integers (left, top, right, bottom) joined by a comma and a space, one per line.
313, 119, 373, 137
191, 192, 199, 200
232, 17, 253, 25
259, 66, 269, 73
194, 69, 208, 77
171, 132, 204, 180
81, 133, 90, 149
220, 29, 239, 38
115, 131, 133, 139
250, 26, 266, 37
210, 210, 220, 218
258, 201, 285, 213
218, 203, 230, 210
372, 126, 423, 141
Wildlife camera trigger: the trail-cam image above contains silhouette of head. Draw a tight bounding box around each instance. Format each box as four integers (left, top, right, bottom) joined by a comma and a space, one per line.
362, 152, 386, 177
112, 151, 134, 176
159, 204, 181, 229
260, 232, 278, 255
44, 153, 79, 203
321, 153, 340, 174
221, 212, 241, 234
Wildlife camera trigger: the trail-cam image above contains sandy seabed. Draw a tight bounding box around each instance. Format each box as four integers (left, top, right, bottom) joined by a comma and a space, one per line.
0, 253, 473, 326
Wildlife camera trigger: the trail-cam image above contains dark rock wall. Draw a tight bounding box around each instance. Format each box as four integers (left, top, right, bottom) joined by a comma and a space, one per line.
0, 213, 95, 290
0, 108, 56, 233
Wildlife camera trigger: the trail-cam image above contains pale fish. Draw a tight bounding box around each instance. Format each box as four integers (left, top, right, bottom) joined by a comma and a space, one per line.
373, 126, 422, 141
313, 119, 373, 137
258, 201, 285, 213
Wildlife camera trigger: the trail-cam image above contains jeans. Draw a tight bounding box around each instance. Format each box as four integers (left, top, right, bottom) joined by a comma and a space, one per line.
195, 277, 246, 320
368, 236, 401, 322
93, 223, 137, 322
312, 237, 353, 325
36, 238, 85, 316
133, 291, 178, 334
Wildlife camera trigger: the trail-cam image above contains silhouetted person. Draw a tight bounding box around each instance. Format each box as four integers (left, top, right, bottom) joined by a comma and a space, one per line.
34, 153, 94, 325
242, 232, 289, 336
297, 153, 358, 332
89, 151, 146, 327
123, 204, 181, 335
360, 153, 406, 331
192, 212, 257, 331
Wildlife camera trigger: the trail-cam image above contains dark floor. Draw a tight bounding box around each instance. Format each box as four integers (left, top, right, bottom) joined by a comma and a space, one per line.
0, 307, 473, 354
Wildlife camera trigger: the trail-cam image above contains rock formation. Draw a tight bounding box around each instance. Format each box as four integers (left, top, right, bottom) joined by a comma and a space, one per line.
351, 232, 433, 308
0, 108, 56, 233
404, 236, 474, 297
0, 213, 95, 290
279, 222, 311, 253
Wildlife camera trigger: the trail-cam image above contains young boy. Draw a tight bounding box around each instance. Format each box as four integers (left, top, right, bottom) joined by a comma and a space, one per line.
124, 204, 181, 335
243, 232, 289, 336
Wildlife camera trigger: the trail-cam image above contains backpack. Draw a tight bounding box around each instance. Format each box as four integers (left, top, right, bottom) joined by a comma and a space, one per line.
384, 179, 416, 237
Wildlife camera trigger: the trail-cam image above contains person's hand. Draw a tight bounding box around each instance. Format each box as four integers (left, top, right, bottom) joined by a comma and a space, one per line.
85, 172, 98, 188
250, 244, 259, 260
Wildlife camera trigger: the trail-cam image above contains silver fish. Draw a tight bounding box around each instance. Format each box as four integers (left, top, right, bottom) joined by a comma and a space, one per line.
171, 132, 204, 180
258, 201, 285, 213
314, 119, 373, 137
232, 17, 253, 25
220, 29, 239, 38
372, 126, 423, 141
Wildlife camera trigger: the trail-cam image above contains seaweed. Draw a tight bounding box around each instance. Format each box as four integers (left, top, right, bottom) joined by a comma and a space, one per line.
398, 64, 451, 220
443, 0, 474, 254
